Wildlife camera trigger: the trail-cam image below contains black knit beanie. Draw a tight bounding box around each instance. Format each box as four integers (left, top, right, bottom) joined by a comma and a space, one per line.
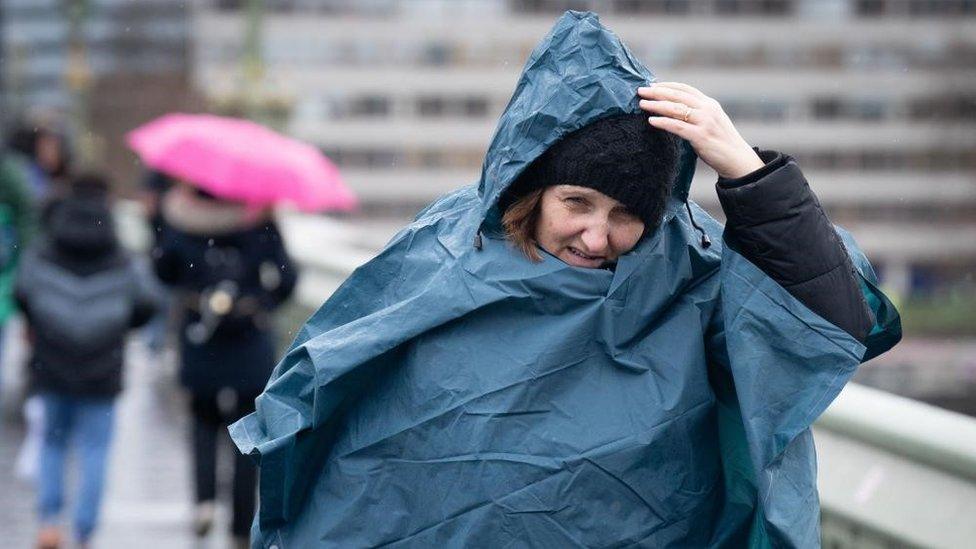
501, 113, 680, 228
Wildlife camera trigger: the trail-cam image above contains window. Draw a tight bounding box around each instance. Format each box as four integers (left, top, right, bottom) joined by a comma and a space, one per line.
418, 96, 446, 117
812, 97, 843, 119
462, 97, 490, 117
421, 43, 452, 66
855, 0, 886, 16
349, 96, 390, 117
612, 0, 692, 14
715, 0, 794, 15
509, 0, 593, 14
908, 95, 976, 121
793, 149, 976, 171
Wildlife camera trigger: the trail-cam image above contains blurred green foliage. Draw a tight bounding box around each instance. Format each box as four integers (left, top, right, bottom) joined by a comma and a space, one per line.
273, 300, 315, 357
899, 293, 976, 337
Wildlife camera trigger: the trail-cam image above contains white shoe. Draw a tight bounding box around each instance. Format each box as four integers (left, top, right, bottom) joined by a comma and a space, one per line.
15, 396, 44, 483
193, 501, 216, 537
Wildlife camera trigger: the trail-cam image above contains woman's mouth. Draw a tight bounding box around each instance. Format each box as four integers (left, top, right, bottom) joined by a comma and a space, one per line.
566, 246, 605, 266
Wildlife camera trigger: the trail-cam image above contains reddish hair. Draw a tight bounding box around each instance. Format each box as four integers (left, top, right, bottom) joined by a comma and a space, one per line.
501, 188, 545, 262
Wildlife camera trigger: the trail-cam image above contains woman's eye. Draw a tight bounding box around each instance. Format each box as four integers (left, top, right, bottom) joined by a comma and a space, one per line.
612, 209, 640, 222
564, 196, 587, 206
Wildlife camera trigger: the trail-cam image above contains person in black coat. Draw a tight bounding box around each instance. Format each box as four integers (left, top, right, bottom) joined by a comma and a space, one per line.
138, 170, 176, 357
16, 174, 157, 548
152, 182, 297, 544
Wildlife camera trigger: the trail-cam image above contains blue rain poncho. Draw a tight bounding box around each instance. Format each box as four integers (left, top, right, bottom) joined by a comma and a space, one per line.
231, 11, 901, 548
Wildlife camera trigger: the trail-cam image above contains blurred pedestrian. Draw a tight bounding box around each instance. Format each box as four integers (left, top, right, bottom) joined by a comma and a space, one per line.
152, 182, 297, 546
139, 170, 176, 363
6, 122, 71, 210
15, 173, 158, 549
0, 148, 37, 406
5, 121, 72, 479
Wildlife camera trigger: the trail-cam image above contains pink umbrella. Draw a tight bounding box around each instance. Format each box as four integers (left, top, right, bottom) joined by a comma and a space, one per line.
126, 113, 356, 212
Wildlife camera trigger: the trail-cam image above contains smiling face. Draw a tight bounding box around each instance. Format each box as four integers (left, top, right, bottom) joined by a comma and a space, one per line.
534, 185, 645, 268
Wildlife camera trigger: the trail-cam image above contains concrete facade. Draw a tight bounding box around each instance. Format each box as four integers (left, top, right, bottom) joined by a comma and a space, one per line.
195, 1, 975, 295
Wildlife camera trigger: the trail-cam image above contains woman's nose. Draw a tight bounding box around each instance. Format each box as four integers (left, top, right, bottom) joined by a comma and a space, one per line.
580, 223, 611, 255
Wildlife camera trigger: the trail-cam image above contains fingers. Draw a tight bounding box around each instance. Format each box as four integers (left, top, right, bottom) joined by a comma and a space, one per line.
637, 82, 715, 140
646, 115, 697, 140
637, 84, 704, 109
638, 99, 697, 123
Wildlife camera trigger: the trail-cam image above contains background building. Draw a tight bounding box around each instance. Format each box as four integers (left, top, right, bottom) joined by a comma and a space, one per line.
190, 0, 976, 306
0, 3, 974, 545
0, 0, 199, 183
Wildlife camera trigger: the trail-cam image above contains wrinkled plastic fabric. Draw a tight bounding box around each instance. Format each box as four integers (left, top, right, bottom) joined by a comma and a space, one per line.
230, 11, 901, 548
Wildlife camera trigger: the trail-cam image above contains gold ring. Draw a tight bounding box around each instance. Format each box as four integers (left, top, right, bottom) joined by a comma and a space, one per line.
681, 105, 694, 123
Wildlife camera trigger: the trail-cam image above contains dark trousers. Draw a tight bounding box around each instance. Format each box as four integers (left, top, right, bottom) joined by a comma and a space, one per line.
190, 390, 258, 537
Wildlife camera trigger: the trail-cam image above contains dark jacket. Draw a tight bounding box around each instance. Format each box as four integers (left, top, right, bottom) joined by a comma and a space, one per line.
717, 148, 875, 342
15, 193, 157, 397
153, 199, 298, 397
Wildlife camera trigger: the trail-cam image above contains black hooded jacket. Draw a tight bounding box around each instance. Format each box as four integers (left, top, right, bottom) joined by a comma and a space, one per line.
717, 148, 875, 342
15, 193, 157, 397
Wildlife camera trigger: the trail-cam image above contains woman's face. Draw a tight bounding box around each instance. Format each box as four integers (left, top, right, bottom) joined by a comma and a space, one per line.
35, 133, 63, 175
534, 185, 645, 268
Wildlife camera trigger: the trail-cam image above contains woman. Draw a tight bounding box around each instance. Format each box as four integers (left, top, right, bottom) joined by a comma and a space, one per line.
232, 12, 900, 548
152, 183, 297, 546
6, 122, 70, 205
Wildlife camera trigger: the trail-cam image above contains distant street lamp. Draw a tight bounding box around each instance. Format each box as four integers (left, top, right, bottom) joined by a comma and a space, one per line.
215, 0, 293, 129
61, 0, 100, 165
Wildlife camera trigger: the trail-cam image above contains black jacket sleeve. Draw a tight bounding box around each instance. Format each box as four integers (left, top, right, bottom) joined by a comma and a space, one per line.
151, 225, 184, 287
129, 258, 161, 329
716, 148, 875, 342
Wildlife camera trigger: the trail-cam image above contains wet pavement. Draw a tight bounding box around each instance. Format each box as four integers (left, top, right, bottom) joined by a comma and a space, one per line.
1, 325, 243, 548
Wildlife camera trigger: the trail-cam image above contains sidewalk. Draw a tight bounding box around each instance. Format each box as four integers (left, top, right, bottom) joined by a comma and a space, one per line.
0, 332, 242, 548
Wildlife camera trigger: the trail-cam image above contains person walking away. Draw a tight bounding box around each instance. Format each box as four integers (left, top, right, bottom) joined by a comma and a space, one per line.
15, 174, 158, 549
152, 183, 297, 547
138, 170, 176, 366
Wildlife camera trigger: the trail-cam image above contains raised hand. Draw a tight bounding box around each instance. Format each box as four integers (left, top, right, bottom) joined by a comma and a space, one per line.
638, 82, 764, 179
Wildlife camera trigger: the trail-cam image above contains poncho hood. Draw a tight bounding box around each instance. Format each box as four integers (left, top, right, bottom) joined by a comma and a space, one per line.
231, 11, 899, 549
476, 10, 697, 236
